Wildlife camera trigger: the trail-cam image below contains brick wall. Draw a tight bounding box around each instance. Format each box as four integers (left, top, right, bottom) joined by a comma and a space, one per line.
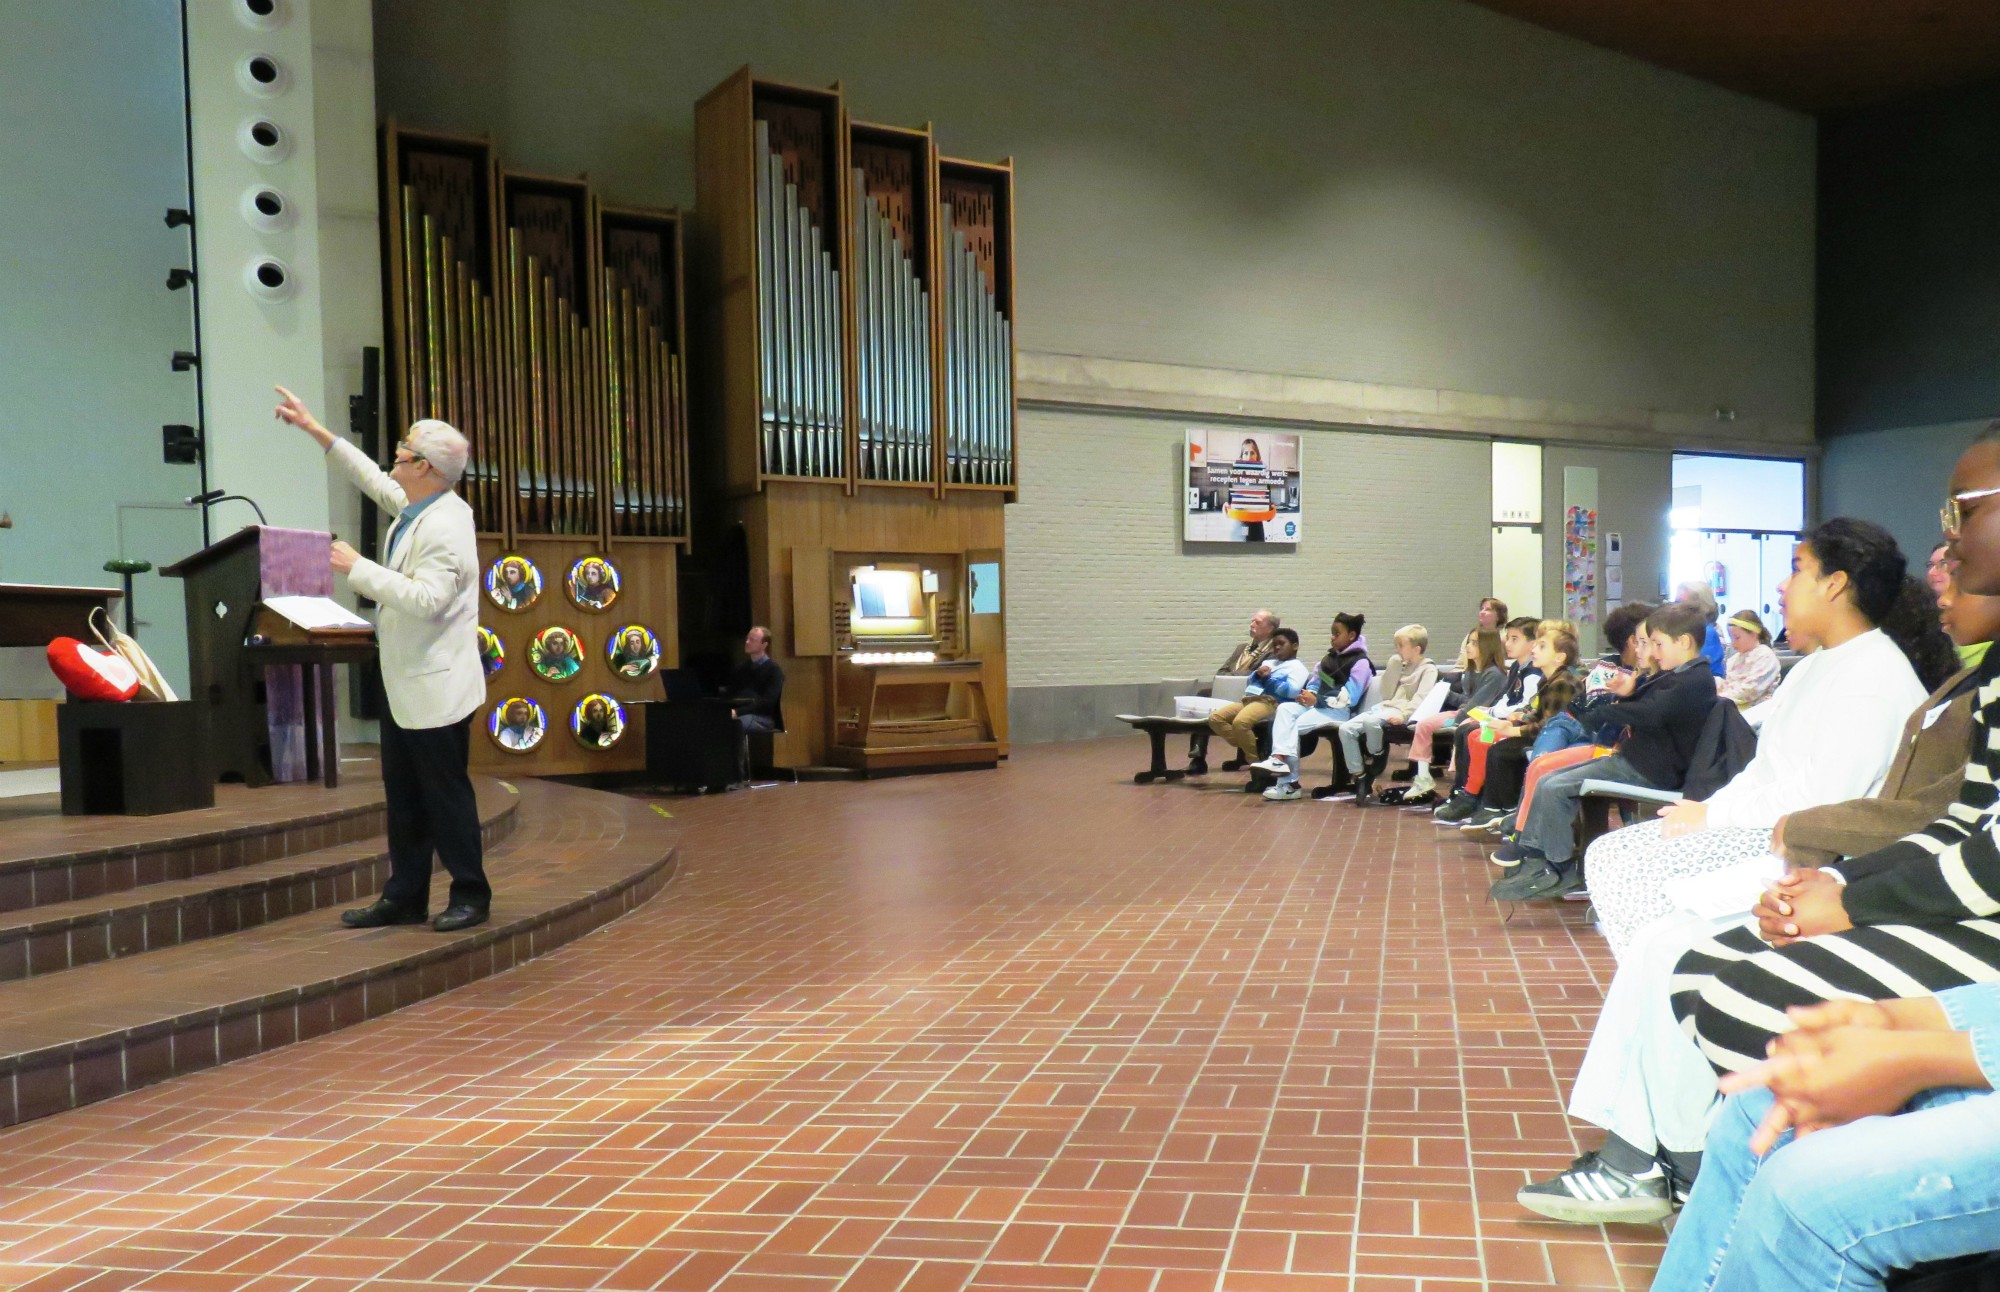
1005, 409, 1491, 694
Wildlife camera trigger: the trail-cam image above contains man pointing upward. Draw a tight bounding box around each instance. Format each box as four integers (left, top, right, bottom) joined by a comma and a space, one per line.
273, 385, 493, 933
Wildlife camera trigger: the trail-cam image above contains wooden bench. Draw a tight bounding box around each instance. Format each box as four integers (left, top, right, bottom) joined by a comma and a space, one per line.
1114, 714, 1216, 784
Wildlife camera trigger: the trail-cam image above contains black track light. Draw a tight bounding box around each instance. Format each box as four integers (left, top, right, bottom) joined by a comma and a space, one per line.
171, 350, 199, 372
162, 424, 203, 464
165, 208, 194, 229
167, 267, 196, 291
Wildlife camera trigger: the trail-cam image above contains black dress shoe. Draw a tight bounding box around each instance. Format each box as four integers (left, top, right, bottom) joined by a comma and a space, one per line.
1221, 755, 1247, 772
1186, 757, 1209, 776
432, 904, 490, 933
341, 899, 428, 929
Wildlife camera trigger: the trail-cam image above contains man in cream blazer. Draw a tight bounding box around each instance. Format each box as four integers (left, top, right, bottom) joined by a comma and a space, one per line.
274, 386, 493, 932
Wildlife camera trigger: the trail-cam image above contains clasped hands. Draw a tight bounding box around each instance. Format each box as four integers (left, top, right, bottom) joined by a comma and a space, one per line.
1752, 867, 1852, 948
1720, 995, 1965, 1155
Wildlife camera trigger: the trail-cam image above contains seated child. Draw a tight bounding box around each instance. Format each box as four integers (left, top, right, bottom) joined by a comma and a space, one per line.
1431, 617, 1543, 821
1455, 623, 1589, 834
1717, 608, 1782, 708
1205, 628, 1308, 764
1392, 627, 1504, 806
1485, 602, 1717, 892
1251, 613, 1373, 801
1336, 624, 1439, 804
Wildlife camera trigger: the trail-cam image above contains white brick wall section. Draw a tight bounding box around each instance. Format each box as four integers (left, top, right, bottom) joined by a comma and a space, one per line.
1004, 409, 1495, 688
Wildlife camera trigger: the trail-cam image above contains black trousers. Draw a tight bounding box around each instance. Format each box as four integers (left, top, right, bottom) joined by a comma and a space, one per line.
1448, 723, 1481, 792
1478, 736, 1532, 809
378, 705, 490, 913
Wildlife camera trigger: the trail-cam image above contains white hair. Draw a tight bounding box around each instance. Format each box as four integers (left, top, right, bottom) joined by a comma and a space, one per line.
1675, 580, 1720, 622
406, 419, 469, 486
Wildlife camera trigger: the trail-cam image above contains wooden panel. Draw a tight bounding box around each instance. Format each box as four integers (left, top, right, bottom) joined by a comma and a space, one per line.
790, 545, 832, 657
965, 546, 1008, 753
1467, 0, 2000, 113
468, 535, 675, 777
692, 68, 762, 499
730, 485, 1004, 768
0, 700, 58, 763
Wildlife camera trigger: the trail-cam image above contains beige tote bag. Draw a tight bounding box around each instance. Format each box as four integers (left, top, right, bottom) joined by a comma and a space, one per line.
90, 607, 179, 702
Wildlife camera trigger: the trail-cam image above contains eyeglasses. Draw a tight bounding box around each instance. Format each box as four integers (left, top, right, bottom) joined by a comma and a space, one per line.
1942, 486, 2000, 537
393, 449, 432, 471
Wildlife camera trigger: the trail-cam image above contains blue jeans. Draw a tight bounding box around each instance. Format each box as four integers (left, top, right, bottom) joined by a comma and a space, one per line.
1655, 1086, 2000, 1291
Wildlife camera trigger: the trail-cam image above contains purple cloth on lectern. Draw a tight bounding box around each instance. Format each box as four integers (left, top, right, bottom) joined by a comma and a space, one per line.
257, 527, 333, 598
257, 527, 332, 783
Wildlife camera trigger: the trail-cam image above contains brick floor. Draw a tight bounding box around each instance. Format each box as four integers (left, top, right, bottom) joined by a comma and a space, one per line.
0, 739, 1659, 1290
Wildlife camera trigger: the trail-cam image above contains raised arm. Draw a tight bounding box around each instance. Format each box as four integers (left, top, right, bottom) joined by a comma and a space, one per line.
274, 385, 407, 515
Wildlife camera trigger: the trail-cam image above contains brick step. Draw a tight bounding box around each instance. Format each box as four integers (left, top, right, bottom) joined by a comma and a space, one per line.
0, 776, 677, 1127
0, 771, 393, 915
0, 782, 518, 982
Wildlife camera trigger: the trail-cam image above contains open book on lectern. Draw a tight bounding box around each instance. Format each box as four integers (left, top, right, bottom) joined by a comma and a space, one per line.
260, 595, 372, 633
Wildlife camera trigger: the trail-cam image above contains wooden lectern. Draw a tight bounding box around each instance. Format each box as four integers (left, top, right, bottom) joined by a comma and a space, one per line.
161, 526, 376, 788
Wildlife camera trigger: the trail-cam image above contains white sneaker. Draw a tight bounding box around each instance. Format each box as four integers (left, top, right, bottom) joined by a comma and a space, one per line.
1262, 781, 1303, 801
1248, 757, 1289, 774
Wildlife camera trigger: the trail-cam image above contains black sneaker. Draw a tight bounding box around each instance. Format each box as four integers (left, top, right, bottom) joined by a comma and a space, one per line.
1458, 806, 1507, 834
1433, 790, 1481, 823
1490, 859, 1579, 901
1517, 1152, 1674, 1224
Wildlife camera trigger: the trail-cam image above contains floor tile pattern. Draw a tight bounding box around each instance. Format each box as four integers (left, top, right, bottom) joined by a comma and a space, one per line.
0, 740, 1659, 1290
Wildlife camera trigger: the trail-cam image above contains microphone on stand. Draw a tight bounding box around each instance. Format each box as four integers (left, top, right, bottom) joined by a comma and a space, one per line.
186, 489, 269, 526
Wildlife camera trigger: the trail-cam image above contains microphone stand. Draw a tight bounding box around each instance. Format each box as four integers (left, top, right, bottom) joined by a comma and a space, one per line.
186, 491, 269, 528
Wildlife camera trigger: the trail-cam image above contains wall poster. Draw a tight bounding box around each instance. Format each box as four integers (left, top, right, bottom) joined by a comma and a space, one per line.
1185, 430, 1301, 543
1564, 509, 1600, 624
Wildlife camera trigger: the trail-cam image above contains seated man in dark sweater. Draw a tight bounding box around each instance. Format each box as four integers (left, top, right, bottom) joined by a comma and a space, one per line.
728, 626, 785, 738
1491, 602, 1720, 900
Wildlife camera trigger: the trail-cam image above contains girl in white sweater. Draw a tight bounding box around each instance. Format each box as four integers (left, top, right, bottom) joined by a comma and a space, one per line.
1578, 519, 1959, 958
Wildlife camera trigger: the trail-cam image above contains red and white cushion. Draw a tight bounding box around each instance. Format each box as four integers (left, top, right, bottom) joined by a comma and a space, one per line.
46, 637, 141, 702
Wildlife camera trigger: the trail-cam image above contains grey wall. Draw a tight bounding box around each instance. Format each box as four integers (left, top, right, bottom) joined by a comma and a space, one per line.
1823, 422, 1979, 563
0, 1, 201, 692
370, 0, 1817, 744
1814, 81, 2000, 558
373, 0, 1816, 424
1819, 80, 2000, 439
1542, 443, 1673, 629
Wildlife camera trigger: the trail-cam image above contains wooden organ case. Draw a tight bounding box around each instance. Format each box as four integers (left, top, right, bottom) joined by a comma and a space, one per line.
380, 123, 690, 776
693, 68, 1017, 773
